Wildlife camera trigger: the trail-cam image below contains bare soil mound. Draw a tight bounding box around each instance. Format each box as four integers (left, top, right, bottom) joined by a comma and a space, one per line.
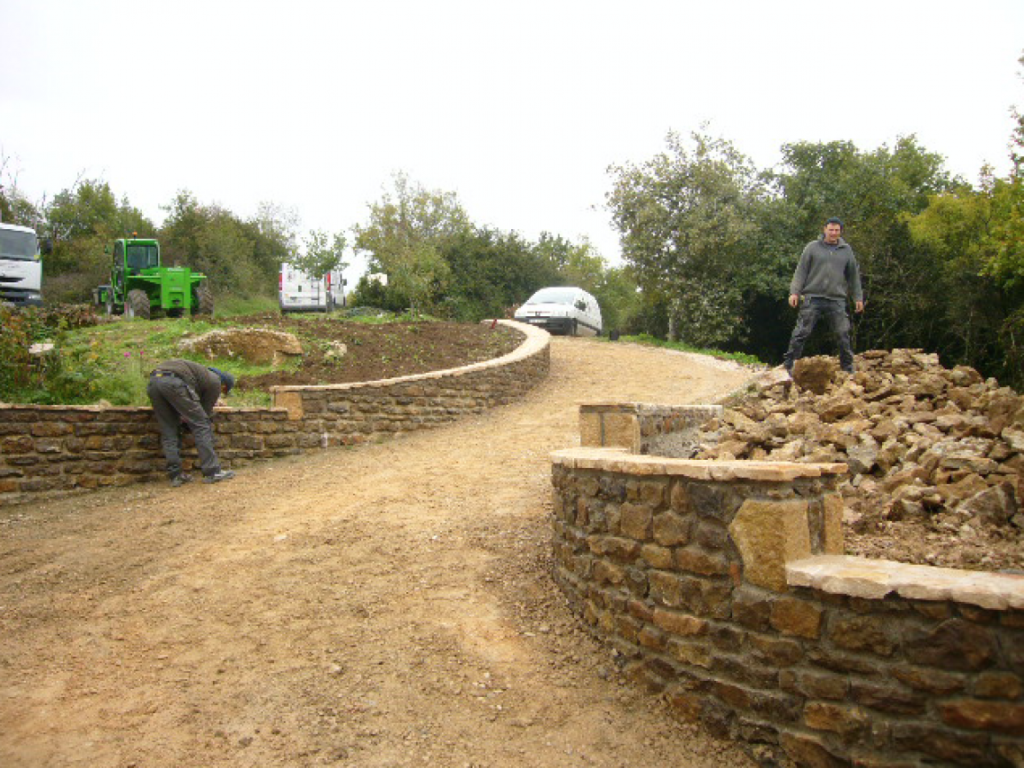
213, 313, 522, 391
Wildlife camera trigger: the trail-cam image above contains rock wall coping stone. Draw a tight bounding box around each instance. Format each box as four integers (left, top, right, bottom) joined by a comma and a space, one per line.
788, 554, 1024, 611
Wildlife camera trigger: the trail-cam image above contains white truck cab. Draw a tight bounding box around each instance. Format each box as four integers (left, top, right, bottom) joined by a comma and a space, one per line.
0, 222, 43, 307
514, 286, 602, 336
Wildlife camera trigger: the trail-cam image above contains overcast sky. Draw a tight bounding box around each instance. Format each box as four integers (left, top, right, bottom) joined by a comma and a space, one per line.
2, 0, 1022, 278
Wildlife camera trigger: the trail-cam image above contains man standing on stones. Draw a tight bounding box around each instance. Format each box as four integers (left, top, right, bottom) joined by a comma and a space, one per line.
783, 217, 864, 375
147, 359, 236, 486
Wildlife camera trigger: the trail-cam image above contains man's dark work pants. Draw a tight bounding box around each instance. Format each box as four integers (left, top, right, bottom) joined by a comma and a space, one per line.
147, 374, 221, 478
784, 296, 855, 373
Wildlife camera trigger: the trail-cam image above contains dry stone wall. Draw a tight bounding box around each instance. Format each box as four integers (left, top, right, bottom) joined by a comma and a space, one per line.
0, 321, 549, 506
551, 409, 1024, 767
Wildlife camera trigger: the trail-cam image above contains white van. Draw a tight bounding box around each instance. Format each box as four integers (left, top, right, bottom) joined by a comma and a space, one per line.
514, 286, 602, 336
279, 262, 343, 313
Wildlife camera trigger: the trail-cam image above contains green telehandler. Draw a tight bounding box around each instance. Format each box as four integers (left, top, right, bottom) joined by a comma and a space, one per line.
94, 237, 213, 319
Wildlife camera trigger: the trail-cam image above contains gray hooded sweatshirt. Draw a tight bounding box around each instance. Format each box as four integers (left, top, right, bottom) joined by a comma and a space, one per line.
789, 236, 863, 303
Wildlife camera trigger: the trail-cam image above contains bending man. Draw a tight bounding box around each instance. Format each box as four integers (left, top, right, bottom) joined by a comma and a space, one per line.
783, 217, 864, 375
147, 359, 236, 486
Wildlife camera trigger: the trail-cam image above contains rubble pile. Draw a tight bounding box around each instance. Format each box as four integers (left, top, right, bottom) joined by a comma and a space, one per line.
695, 349, 1024, 571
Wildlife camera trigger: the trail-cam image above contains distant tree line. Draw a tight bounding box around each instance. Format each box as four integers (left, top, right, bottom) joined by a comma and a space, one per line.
347, 172, 638, 331
0, 167, 638, 334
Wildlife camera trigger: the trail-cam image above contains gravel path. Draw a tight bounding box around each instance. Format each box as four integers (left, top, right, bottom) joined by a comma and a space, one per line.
0, 337, 756, 768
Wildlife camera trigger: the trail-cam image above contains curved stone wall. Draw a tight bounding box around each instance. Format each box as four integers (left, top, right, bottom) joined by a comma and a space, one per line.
550, 443, 1024, 767
0, 320, 549, 506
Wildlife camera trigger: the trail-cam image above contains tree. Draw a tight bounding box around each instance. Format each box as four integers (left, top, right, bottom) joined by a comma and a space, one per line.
352, 173, 471, 313
160, 191, 269, 297
292, 229, 348, 282
442, 228, 542, 321
37, 178, 154, 301
245, 202, 299, 281
606, 130, 765, 347
0, 152, 41, 228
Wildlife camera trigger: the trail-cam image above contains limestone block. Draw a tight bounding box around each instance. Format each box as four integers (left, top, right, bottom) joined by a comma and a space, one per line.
940, 699, 1024, 736
729, 498, 811, 592
770, 597, 823, 639
273, 390, 305, 421
654, 511, 691, 546
829, 615, 896, 657
579, 411, 604, 447
975, 672, 1024, 700
652, 609, 708, 636
594, 413, 638, 450
803, 701, 870, 740
620, 502, 653, 540
786, 555, 1024, 610
822, 493, 845, 555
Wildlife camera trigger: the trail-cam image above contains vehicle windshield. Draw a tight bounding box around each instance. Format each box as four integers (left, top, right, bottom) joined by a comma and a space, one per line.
126, 244, 159, 271
525, 288, 577, 305
0, 228, 39, 261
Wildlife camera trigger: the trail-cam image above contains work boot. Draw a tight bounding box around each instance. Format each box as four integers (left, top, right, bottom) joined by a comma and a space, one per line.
203, 470, 236, 484
170, 473, 194, 487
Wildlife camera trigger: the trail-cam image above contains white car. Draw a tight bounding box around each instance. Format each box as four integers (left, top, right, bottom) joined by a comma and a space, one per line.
514, 286, 602, 336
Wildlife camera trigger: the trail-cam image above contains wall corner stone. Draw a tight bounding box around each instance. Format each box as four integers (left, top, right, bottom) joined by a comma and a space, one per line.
729, 498, 811, 592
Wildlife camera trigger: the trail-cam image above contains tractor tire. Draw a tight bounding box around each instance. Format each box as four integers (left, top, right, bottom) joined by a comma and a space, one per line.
125, 289, 151, 320
193, 283, 214, 316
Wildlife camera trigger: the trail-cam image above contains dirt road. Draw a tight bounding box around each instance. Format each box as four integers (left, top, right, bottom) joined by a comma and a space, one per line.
0, 338, 757, 768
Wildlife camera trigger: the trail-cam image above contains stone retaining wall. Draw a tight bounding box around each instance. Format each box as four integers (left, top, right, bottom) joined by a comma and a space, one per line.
551, 411, 1024, 766
580, 402, 723, 457
0, 320, 549, 506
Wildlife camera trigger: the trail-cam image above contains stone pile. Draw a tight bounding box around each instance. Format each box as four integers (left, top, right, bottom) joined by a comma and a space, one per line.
177, 328, 303, 365
694, 350, 1024, 567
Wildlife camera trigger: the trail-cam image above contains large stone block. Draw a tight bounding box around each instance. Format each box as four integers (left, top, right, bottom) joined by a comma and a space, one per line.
940, 699, 1024, 735
804, 701, 870, 741
779, 669, 848, 700
891, 665, 965, 695
975, 672, 1023, 700
674, 547, 730, 577
771, 597, 824, 639
653, 511, 692, 546
779, 732, 848, 768
620, 502, 653, 540
732, 586, 772, 630
892, 722, 990, 762
850, 680, 925, 716
729, 499, 812, 592
828, 615, 896, 657
649, 570, 700, 610
652, 609, 708, 636
822, 493, 844, 555
904, 619, 997, 671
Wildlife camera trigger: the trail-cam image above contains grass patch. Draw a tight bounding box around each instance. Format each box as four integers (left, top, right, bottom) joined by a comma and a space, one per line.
216, 294, 280, 317
610, 333, 763, 366
1, 305, 450, 407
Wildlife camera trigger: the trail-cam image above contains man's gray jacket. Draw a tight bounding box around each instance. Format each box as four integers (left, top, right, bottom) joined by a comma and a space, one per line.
789, 236, 863, 303
151, 359, 222, 416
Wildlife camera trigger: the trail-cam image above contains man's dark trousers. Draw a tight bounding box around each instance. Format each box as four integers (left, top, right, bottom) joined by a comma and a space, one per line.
784, 296, 855, 373
147, 374, 221, 478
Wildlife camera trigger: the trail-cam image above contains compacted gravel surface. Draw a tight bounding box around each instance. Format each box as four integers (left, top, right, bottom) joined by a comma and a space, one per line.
0, 337, 756, 768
